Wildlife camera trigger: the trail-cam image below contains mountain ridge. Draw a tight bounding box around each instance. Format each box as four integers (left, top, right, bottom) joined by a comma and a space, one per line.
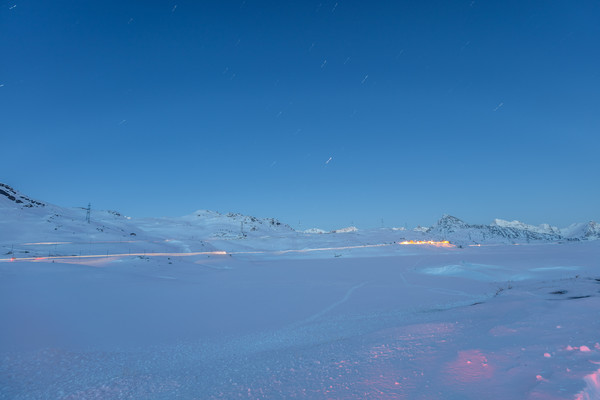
426, 214, 599, 244
1, 183, 598, 244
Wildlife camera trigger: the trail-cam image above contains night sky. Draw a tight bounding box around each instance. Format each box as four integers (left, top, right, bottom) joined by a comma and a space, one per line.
2, 0, 599, 230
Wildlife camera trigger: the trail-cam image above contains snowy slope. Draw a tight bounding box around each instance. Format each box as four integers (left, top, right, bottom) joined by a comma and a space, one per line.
136, 209, 293, 241
0, 184, 221, 258
1, 183, 138, 241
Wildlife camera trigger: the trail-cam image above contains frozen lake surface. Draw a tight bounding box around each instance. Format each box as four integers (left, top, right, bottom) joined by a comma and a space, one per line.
1, 240, 599, 399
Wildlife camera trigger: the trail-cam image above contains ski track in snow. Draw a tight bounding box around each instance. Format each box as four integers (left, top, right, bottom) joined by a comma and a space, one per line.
300, 281, 369, 324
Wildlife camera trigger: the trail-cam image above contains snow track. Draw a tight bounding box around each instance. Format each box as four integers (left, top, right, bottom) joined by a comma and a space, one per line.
301, 281, 369, 324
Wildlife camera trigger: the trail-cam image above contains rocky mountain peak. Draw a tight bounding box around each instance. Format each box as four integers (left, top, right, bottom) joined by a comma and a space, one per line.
433, 215, 469, 233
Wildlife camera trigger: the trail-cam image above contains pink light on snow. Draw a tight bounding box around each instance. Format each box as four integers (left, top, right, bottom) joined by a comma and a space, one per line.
397, 240, 455, 248
444, 350, 494, 384
566, 345, 593, 352
574, 369, 600, 400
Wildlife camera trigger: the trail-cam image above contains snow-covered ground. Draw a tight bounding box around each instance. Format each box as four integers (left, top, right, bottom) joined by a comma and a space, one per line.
1, 184, 599, 399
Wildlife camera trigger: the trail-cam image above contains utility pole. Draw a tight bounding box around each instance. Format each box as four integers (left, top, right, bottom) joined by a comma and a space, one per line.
241, 221, 245, 237
86, 203, 91, 224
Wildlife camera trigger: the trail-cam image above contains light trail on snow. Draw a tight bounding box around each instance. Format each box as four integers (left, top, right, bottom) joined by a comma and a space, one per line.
273, 243, 391, 254
21, 239, 179, 246
0, 241, 456, 263
22, 241, 74, 245
1, 251, 228, 263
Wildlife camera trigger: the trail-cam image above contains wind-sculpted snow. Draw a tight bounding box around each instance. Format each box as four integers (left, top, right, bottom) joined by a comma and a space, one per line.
575, 368, 600, 400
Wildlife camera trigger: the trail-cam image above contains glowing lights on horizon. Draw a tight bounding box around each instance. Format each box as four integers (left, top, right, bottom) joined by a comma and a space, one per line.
398, 240, 455, 248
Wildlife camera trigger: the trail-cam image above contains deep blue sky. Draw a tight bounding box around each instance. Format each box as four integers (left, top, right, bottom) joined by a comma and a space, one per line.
2, 0, 599, 229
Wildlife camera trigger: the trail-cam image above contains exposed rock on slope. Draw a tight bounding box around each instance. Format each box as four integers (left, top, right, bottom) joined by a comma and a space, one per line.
0, 183, 45, 208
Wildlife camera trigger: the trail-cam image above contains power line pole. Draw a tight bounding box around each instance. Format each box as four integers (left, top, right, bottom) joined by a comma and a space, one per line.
86, 203, 91, 224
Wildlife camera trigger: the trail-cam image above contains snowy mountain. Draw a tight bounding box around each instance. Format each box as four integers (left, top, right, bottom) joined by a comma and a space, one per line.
491, 218, 561, 235
426, 215, 600, 244
561, 221, 600, 240
427, 215, 566, 245
135, 209, 294, 242
0, 183, 298, 260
